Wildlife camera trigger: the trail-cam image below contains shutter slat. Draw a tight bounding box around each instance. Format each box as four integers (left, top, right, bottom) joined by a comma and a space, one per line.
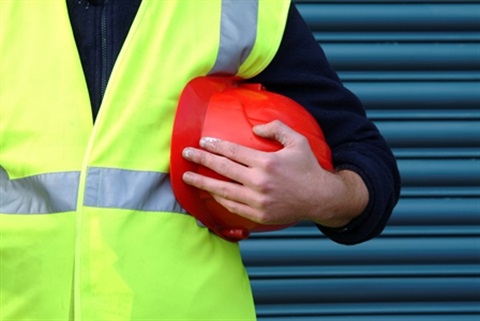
298, 4, 480, 32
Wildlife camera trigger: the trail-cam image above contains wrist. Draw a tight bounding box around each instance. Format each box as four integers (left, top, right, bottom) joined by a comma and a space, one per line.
313, 169, 369, 228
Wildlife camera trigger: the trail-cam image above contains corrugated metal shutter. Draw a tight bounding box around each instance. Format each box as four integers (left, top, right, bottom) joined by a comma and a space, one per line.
240, 1, 480, 320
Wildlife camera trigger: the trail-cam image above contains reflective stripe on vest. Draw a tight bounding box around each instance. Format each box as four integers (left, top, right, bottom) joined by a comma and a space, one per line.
84, 167, 185, 212
0, 166, 80, 214
0, 167, 185, 214
209, 0, 258, 75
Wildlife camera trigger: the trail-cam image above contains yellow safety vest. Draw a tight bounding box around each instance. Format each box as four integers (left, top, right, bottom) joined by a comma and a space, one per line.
0, 1, 290, 320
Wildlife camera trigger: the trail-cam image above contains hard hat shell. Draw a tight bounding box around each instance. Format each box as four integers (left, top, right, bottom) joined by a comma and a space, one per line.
170, 77, 333, 242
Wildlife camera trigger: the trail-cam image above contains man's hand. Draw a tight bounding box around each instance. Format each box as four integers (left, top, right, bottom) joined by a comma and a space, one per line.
181, 120, 369, 228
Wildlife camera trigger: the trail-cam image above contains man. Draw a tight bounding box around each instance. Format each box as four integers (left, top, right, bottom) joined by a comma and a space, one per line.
0, 0, 400, 320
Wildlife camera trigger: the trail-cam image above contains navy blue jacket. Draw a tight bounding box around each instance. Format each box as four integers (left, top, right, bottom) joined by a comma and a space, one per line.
67, 0, 401, 245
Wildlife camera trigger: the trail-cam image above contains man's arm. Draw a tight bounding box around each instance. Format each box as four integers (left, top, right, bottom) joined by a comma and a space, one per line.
182, 3, 400, 245
247, 3, 401, 244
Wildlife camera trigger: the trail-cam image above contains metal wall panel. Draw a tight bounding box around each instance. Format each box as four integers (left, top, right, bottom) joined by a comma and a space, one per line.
240, 1, 480, 320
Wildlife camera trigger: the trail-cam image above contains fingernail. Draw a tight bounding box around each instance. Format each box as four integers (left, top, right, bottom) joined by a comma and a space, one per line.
200, 137, 220, 148
182, 148, 193, 159
182, 172, 193, 183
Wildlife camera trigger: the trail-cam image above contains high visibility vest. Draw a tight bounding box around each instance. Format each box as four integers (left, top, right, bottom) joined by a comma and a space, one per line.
0, 1, 290, 320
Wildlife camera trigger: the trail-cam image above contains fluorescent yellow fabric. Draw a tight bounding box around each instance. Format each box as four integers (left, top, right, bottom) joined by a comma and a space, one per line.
0, 0, 290, 320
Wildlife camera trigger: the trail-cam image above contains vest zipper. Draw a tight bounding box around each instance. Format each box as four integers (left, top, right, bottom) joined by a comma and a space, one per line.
100, 1, 109, 103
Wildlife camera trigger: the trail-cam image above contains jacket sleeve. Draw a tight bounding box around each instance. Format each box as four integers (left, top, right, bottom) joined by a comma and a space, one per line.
248, 3, 401, 245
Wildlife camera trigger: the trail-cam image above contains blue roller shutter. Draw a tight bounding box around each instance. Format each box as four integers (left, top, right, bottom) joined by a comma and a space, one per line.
240, 1, 480, 320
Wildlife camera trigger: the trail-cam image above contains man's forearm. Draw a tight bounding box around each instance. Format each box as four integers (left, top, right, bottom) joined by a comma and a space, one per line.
310, 169, 369, 229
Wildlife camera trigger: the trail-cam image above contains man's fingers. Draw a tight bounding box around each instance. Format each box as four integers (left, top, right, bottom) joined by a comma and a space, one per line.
197, 136, 268, 167
182, 145, 249, 184
253, 120, 302, 147
182, 170, 284, 225
182, 170, 252, 212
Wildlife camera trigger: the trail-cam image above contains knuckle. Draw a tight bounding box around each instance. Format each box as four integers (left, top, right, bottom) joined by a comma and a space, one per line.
256, 195, 274, 211
253, 209, 273, 225
224, 202, 241, 215
250, 175, 269, 193
218, 184, 232, 199
218, 158, 233, 177
226, 143, 239, 159
296, 133, 309, 145
270, 119, 283, 128
258, 154, 279, 173
194, 150, 208, 166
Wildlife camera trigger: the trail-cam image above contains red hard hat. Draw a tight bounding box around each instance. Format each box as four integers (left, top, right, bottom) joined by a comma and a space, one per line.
170, 77, 333, 242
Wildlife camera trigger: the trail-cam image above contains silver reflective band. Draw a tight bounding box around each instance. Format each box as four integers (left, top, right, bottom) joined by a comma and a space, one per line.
208, 0, 258, 75
1, 166, 186, 214
0, 166, 79, 214
84, 167, 186, 213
